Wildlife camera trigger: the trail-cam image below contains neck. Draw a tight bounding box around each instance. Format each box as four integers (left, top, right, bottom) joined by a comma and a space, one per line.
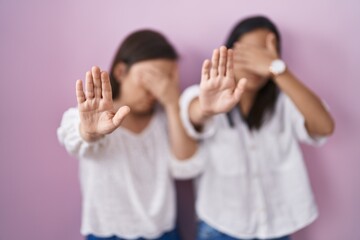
113, 98, 154, 133
239, 90, 257, 117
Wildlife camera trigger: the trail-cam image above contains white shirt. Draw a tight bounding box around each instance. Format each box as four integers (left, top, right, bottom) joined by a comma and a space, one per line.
57, 107, 203, 238
180, 85, 327, 239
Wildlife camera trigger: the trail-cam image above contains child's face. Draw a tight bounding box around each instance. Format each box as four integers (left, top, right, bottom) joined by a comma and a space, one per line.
120, 59, 177, 114
234, 29, 272, 92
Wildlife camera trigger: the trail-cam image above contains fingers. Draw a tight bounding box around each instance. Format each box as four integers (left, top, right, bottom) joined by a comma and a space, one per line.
218, 46, 227, 76
232, 44, 251, 70
101, 71, 112, 101
112, 106, 131, 127
233, 44, 250, 59
266, 33, 278, 57
171, 66, 180, 84
226, 48, 234, 79
210, 49, 219, 78
82, 66, 111, 102
85, 71, 94, 99
92, 66, 102, 98
233, 78, 247, 102
205, 46, 229, 78
138, 72, 162, 100
201, 59, 211, 83
139, 72, 153, 91
76, 79, 86, 104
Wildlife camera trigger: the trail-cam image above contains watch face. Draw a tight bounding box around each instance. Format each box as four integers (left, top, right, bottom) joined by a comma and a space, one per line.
271, 59, 286, 75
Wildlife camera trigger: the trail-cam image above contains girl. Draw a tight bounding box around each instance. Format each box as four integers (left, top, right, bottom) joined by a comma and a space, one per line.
57, 30, 202, 240
180, 16, 335, 240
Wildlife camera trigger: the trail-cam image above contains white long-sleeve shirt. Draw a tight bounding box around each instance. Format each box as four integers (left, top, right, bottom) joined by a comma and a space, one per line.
179, 85, 327, 239
57, 107, 203, 238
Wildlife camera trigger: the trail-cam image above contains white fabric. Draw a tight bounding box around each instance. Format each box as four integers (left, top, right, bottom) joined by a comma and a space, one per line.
180, 85, 327, 239
57, 107, 203, 238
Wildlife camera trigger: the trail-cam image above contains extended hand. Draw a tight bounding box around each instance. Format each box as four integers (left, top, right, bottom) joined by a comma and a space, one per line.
76, 66, 130, 141
199, 46, 247, 117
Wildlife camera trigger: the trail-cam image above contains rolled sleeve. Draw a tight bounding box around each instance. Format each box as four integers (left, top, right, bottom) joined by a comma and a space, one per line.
57, 108, 109, 157
284, 95, 327, 146
169, 143, 207, 180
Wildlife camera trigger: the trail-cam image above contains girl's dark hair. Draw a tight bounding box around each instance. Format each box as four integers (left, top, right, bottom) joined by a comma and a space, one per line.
109, 29, 178, 99
225, 15, 281, 130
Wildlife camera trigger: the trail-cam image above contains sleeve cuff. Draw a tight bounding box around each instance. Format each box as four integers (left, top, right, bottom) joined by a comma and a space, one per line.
180, 85, 216, 140
283, 95, 328, 147
169, 144, 207, 180
57, 108, 107, 157
295, 116, 327, 147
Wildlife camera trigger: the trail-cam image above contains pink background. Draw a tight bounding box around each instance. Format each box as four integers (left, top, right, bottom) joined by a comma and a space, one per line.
1, 0, 359, 239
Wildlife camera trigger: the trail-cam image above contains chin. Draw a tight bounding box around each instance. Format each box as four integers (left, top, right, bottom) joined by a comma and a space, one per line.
244, 77, 268, 91
131, 104, 155, 116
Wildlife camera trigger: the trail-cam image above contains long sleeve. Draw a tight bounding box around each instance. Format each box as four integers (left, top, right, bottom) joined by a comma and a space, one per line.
168, 143, 207, 179
57, 108, 109, 158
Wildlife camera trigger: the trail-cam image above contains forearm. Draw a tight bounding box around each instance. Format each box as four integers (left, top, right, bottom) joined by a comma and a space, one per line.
165, 102, 198, 160
273, 69, 335, 136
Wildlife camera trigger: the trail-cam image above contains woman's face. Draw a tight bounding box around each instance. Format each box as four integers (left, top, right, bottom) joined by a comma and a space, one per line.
119, 59, 177, 114
234, 29, 273, 92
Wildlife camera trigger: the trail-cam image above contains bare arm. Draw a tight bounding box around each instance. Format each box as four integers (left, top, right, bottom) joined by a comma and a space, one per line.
140, 66, 197, 160
234, 33, 335, 136
273, 70, 335, 136
165, 101, 198, 160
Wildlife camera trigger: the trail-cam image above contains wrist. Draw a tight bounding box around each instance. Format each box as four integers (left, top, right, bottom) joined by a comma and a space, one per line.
199, 106, 213, 121
191, 98, 212, 125
79, 124, 104, 142
269, 59, 287, 77
164, 101, 180, 113
272, 68, 291, 83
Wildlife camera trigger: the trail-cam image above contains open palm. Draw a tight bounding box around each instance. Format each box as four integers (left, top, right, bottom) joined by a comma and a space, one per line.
199, 46, 247, 116
76, 66, 130, 139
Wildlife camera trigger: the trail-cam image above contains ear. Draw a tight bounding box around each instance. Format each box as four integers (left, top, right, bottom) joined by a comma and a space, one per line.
113, 62, 128, 83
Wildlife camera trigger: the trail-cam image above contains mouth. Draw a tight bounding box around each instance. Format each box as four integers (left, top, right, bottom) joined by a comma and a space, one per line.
132, 109, 154, 117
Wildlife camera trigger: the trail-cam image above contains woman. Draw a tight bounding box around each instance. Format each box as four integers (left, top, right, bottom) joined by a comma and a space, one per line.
58, 29, 202, 240
180, 16, 335, 240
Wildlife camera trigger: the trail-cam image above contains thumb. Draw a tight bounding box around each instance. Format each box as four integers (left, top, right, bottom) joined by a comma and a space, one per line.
266, 33, 278, 57
233, 78, 247, 102
112, 106, 130, 127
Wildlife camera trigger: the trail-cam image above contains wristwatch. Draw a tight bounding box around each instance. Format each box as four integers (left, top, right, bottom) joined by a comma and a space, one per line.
269, 59, 286, 77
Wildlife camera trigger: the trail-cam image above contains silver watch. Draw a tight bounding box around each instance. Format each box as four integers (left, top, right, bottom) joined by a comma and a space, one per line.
269, 59, 286, 76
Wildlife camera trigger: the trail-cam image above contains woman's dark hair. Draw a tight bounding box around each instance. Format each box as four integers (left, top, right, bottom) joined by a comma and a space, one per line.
109, 29, 178, 99
225, 15, 281, 130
